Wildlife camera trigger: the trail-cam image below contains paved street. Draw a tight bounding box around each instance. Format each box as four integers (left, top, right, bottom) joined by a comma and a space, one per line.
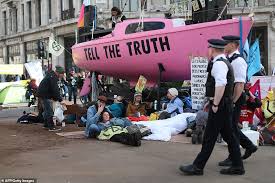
0, 114, 274, 183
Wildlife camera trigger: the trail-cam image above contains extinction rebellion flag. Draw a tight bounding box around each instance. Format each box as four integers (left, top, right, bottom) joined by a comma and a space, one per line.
48, 37, 64, 57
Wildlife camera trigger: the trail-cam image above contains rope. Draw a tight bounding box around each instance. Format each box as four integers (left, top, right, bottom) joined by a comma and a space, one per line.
216, 0, 231, 21
137, 0, 147, 32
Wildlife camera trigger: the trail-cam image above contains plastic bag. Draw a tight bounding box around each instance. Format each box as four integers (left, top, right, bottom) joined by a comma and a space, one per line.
54, 102, 66, 122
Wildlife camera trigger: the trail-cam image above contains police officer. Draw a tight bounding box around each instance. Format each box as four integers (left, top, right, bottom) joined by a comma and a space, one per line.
218, 35, 258, 167
179, 39, 245, 175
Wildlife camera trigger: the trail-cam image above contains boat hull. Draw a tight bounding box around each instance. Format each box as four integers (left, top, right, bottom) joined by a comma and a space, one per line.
72, 17, 252, 85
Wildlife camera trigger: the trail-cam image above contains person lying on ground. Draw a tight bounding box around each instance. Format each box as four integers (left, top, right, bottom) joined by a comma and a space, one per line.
108, 96, 125, 118
159, 88, 183, 119
126, 92, 147, 117
85, 105, 133, 138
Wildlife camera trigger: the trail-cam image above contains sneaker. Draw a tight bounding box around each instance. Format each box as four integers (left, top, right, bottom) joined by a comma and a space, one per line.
48, 127, 61, 132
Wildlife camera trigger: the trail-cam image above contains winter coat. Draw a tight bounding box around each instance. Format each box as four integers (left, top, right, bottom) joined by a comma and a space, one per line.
37, 71, 62, 101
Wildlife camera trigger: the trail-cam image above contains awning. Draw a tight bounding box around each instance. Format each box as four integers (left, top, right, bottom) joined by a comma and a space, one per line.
0, 64, 24, 75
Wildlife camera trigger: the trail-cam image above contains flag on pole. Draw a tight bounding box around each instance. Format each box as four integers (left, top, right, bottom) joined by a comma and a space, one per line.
78, 0, 91, 28
48, 37, 64, 57
250, 79, 261, 100
247, 39, 261, 80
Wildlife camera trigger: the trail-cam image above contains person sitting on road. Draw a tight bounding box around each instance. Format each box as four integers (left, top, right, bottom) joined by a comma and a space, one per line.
126, 92, 147, 117
81, 95, 109, 126
159, 88, 184, 119
85, 102, 133, 138
108, 96, 125, 118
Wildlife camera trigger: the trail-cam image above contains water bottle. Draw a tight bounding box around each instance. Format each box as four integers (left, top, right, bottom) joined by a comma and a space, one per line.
154, 100, 158, 110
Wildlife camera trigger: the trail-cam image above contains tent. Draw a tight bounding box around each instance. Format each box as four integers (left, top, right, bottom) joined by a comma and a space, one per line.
0, 85, 27, 105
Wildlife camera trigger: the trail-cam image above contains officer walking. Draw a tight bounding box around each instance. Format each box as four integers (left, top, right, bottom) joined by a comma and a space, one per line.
179, 39, 245, 175
218, 35, 258, 167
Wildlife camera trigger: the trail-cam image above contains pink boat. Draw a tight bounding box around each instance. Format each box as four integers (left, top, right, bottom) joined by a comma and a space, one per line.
72, 17, 252, 86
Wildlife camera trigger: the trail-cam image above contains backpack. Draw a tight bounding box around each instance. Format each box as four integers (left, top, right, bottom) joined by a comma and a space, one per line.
17, 112, 40, 124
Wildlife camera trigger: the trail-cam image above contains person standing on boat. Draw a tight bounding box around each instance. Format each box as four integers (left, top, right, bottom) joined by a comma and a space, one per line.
179, 39, 245, 175
218, 35, 258, 167
110, 7, 126, 28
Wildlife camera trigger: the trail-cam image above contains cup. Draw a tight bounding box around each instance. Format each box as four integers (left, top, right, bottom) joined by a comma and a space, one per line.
53, 116, 57, 126
242, 121, 249, 130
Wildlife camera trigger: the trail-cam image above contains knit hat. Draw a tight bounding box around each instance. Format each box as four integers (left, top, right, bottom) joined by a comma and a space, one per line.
55, 65, 65, 74
168, 88, 178, 97
134, 92, 142, 98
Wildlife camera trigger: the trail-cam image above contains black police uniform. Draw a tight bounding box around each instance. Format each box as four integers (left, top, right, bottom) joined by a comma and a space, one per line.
180, 39, 244, 175
192, 56, 243, 170
221, 36, 257, 163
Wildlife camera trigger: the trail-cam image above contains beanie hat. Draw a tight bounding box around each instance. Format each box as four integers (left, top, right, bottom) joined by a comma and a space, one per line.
55, 65, 65, 74
168, 88, 178, 97
134, 92, 142, 98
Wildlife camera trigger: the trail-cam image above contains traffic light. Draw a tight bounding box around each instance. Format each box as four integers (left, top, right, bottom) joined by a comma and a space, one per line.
37, 40, 46, 58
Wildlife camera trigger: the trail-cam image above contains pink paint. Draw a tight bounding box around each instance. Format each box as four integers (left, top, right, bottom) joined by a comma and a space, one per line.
72, 17, 252, 85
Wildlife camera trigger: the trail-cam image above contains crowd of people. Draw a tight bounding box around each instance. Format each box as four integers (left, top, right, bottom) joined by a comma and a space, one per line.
17, 32, 264, 176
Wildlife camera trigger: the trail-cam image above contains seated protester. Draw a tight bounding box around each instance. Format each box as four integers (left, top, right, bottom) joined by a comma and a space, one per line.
85, 105, 113, 138
159, 88, 184, 119
108, 96, 125, 118
126, 92, 147, 117
240, 87, 262, 126
81, 95, 108, 126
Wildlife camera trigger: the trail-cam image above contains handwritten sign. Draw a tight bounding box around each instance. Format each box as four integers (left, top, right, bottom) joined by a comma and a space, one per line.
83, 36, 171, 61
191, 57, 208, 110
135, 75, 147, 93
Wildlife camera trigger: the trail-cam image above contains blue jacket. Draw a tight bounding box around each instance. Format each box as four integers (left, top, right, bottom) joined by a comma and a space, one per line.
108, 103, 125, 118
166, 97, 184, 117
85, 114, 132, 137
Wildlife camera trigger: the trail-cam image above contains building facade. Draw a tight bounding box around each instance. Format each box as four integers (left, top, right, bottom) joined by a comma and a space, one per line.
0, 0, 192, 75
2, 0, 273, 76
228, 0, 275, 74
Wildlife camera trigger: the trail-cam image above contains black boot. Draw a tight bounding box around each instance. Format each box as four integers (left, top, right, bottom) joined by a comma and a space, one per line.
218, 158, 232, 166
242, 146, 258, 160
111, 133, 141, 146
220, 166, 245, 175
179, 164, 203, 175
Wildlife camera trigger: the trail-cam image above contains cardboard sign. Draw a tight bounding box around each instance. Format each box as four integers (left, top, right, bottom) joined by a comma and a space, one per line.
191, 57, 208, 110
135, 75, 147, 93
192, 0, 200, 11
199, 0, 206, 8
24, 61, 44, 85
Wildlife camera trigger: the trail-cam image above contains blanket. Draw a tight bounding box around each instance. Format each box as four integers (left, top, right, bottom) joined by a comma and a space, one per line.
136, 113, 196, 141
